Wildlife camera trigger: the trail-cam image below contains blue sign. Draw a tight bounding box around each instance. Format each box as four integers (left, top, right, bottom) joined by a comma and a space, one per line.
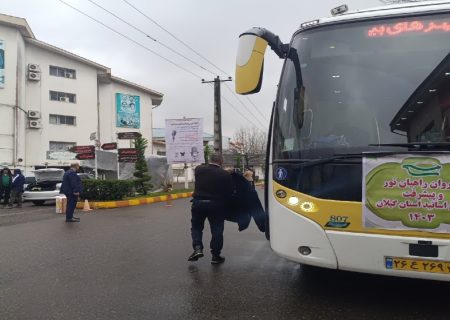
385, 257, 393, 269
275, 167, 288, 180
116, 93, 140, 128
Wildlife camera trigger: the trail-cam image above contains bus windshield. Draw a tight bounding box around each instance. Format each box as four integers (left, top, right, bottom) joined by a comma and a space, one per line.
273, 13, 450, 161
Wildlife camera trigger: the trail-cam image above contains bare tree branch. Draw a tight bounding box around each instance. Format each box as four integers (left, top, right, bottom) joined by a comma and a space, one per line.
230, 127, 267, 156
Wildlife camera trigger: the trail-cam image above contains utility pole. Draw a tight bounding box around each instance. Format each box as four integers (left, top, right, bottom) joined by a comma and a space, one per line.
201, 76, 232, 159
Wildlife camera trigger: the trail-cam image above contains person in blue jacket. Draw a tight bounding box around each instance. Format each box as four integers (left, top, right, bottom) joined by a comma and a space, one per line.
8, 169, 25, 208
60, 163, 83, 222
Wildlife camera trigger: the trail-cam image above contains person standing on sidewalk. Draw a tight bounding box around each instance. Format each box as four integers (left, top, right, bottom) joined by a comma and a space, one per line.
0, 168, 12, 208
188, 153, 233, 265
60, 163, 83, 223
8, 169, 25, 208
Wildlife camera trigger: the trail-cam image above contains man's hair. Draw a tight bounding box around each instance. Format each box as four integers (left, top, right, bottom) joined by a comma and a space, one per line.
209, 153, 222, 165
70, 162, 80, 169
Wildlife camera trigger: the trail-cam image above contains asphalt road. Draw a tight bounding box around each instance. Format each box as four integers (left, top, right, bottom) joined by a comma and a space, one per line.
1, 198, 449, 320
0, 201, 56, 227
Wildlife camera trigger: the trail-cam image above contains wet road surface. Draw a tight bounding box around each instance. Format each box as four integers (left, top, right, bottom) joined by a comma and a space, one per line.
0, 198, 449, 320
0, 202, 56, 227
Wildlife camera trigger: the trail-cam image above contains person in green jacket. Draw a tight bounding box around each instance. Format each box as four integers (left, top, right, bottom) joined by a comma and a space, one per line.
0, 168, 12, 208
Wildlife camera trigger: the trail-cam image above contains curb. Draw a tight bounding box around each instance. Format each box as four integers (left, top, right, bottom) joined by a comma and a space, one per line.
76, 192, 193, 210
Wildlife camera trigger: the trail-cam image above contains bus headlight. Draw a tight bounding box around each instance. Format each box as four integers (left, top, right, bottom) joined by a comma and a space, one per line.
288, 196, 300, 206
300, 201, 317, 213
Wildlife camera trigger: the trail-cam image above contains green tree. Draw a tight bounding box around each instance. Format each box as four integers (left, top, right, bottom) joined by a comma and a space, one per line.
204, 144, 212, 164
133, 136, 152, 194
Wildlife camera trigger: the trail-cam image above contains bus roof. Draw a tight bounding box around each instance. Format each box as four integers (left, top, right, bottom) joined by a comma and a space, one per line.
298, 1, 450, 31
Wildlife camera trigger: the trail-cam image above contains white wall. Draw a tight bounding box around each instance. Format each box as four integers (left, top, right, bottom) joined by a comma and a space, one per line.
0, 25, 23, 167
1, 25, 159, 173
99, 81, 154, 157
25, 43, 99, 169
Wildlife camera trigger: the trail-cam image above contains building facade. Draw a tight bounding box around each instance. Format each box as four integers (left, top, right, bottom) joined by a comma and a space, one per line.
0, 14, 163, 175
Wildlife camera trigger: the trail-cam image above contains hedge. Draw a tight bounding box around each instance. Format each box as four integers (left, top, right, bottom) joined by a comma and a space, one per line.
81, 180, 134, 201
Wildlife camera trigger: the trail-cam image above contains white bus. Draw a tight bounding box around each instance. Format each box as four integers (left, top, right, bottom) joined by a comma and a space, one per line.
235, 1, 450, 281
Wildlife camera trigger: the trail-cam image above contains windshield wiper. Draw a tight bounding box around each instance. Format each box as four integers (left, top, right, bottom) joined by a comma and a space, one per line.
369, 143, 450, 149
275, 146, 450, 168
294, 154, 364, 167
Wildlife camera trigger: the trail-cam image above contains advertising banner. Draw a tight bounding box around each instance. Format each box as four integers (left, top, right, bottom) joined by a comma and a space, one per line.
116, 93, 140, 128
0, 40, 5, 88
46, 151, 77, 161
363, 154, 450, 233
165, 118, 204, 164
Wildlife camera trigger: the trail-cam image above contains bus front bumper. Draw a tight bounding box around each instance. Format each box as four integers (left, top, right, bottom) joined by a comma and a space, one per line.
269, 195, 450, 281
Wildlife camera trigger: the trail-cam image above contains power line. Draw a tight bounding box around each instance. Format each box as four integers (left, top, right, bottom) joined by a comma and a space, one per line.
121, 0, 231, 78
204, 83, 265, 134
244, 95, 270, 123
56, 0, 203, 80
220, 93, 266, 132
85, 0, 216, 77
222, 97, 266, 133
118, 0, 268, 130
222, 83, 267, 128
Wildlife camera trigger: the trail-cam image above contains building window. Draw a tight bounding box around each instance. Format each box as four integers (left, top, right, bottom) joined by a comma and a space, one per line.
49, 91, 76, 103
49, 66, 76, 79
49, 141, 76, 151
49, 114, 76, 126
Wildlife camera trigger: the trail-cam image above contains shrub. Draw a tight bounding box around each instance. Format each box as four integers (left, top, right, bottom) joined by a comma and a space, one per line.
133, 136, 152, 195
81, 180, 134, 201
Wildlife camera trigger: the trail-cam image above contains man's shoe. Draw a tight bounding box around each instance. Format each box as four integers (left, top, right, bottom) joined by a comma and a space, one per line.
6, 205, 13, 209
188, 248, 204, 261
72, 216, 80, 220
211, 255, 225, 265
65, 218, 80, 223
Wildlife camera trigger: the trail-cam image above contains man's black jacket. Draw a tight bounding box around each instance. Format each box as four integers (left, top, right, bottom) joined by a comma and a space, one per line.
226, 172, 266, 233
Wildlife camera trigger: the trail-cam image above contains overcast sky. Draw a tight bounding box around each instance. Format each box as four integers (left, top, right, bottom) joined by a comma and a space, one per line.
2, 0, 379, 138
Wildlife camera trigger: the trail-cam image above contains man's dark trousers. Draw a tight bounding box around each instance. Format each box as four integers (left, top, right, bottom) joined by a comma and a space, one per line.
65, 195, 78, 220
191, 200, 225, 256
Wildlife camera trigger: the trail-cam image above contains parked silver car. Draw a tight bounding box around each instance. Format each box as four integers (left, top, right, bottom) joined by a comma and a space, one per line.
23, 169, 94, 205
23, 169, 65, 205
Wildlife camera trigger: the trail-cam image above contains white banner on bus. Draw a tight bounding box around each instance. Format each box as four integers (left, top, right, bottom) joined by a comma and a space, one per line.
165, 118, 204, 164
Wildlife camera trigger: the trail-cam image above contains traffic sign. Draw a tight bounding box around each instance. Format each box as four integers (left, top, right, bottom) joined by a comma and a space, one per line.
118, 148, 138, 156
75, 152, 96, 160
118, 155, 138, 163
117, 132, 142, 140
69, 145, 95, 154
101, 142, 118, 150
118, 132, 142, 139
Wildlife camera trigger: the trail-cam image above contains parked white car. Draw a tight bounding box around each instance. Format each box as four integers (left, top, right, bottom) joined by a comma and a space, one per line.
23, 169, 94, 205
23, 169, 64, 205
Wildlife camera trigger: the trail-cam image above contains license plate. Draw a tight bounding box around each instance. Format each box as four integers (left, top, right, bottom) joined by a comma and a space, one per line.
385, 257, 450, 275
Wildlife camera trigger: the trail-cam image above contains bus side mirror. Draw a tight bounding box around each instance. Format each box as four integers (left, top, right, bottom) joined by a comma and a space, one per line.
235, 35, 268, 95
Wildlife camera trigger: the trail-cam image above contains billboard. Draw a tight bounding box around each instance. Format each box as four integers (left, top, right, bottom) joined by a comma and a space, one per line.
116, 93, 140, 128
0, 40, 4, 88
165, 118, 204, 164
363, 154, 450, 233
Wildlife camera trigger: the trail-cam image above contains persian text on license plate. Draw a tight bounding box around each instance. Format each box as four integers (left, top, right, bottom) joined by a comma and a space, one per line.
385, 257, 450, 275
